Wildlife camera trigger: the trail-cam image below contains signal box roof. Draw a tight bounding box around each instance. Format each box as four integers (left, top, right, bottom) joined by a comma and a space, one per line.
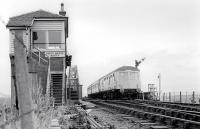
7, 10, 67, 27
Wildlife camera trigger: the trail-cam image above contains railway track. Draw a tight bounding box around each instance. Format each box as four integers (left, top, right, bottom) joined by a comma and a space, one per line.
108, 100, 200, 122
133, 100, 200, 116
135, 99, 200, 112
90, 100, 200, 129
76, 106, 104, 128
145, 100, 200, 107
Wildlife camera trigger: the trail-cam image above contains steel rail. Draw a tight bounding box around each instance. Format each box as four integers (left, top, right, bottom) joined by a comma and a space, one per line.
75, 106, 103, 129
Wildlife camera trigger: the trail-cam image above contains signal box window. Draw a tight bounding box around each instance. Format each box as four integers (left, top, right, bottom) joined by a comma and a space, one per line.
33, 30, 63, 49
33, 30, 46, 49
48, 31, 62, 49
33, 30, 46, 43
33, 31, 47, 49
49, 31, 62, 43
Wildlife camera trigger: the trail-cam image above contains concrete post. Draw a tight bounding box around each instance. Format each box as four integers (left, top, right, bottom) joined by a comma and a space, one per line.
166, 92, 168, 102
142, 92, 144, 100
169, 92, 171, 102
158, 73, 161, 101
173, 92, 175, 102
186, 92, 187, 103
192, 91, 195, 104
14, 30, 34, 129
163, 92, 165, 101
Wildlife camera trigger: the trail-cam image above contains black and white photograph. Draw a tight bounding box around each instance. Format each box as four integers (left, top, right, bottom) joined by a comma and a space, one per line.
0, 0, 200, 128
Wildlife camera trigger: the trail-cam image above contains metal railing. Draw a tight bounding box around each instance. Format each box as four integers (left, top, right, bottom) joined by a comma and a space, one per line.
158, 91, 200, 104
30, 47, 49, 64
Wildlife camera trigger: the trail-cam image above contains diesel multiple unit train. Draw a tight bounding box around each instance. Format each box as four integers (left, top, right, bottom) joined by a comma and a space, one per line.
87, 66, 142, 99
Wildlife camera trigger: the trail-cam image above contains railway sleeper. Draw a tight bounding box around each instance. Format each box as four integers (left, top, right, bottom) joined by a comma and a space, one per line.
139, 112, 146, 119
125, 109, 132, 115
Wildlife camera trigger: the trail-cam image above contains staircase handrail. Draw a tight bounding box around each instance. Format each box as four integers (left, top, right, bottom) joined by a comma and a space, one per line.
31, 48, 49, 64
46, 59, 51, 98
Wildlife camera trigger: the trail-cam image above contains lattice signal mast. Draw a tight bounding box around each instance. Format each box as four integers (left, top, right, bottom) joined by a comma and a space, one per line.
67, 65, 82, 105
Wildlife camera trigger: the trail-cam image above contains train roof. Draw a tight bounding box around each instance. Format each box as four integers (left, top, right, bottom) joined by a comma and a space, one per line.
102, 66, 139, 78
114, 66, 139, 72
101, 66, 139, 80
87, 66, 139, 89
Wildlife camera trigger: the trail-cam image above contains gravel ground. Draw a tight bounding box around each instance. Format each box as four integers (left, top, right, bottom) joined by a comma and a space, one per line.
89, 107, 139, 129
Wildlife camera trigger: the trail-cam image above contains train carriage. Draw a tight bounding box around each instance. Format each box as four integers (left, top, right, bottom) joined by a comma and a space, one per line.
87, 66, 141, 99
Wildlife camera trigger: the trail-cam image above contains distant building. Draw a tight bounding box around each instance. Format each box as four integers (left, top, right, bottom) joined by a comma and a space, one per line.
7, 4, 69, 107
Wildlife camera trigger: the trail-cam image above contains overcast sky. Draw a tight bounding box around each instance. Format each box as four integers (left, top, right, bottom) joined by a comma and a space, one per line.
0, 0, 200, 97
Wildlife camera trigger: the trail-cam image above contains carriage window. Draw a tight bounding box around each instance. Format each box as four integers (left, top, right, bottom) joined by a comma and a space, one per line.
129, 72, 134, 80
120, 72, 125, 77
124, 72, 128, 78
120, 72, 128, 78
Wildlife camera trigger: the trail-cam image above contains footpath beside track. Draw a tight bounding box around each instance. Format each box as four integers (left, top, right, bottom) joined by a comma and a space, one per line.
90, 100, 200, 129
